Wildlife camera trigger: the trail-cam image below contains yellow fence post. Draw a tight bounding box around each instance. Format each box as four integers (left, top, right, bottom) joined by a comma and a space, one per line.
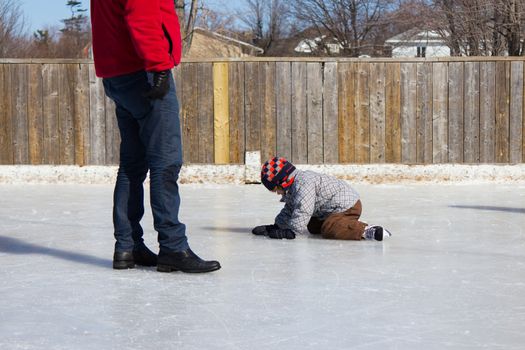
213, 62, 230, 164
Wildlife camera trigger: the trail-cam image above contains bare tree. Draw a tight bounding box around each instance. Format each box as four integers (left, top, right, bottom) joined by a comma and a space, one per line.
381, 0, 431, 41
196, 6, 236, 33
237, 0, 290, 52
0, 0, 29, 57
291, 0, 397, 57
175, 0, 199, 54
426, 0, 525, 56
494, 0, 524, 55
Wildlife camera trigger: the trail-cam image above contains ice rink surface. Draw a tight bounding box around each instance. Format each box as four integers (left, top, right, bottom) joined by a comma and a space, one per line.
0, 183, 524, 350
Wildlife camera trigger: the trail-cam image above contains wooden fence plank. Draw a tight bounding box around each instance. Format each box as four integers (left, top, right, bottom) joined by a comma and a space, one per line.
464, 62, 480, 163
323, 62, 339, 163
307, 62, 324, 164
369, 62, 385, 163
245, 62, 261, 153
260, 62, 277, 161
291, 62, 308, 164
480, 62, 496, 163
0, 64, 14, 164
42, 64, 60, 164
276, 62, 292, 160
323, 62, 339, 164
181, 63, 199, 163
28, 64, 44, 164
448, 62, 464, 163
495, 61, 510, 163
432, 62, 448, 163
12, 64, 29, 164
58, 64, 75, 164
228, 62, 245, 164
88, 64, 106, 165
355, 62, 370, 164
401, 63, 417, 164
416, 62, 432, 163
338, 62, 357, 163
385, 62, 401, 163
510, 61, 523, 163
75, 64, 90, 166
213, 62, 230, 164
197, 63, 214, 163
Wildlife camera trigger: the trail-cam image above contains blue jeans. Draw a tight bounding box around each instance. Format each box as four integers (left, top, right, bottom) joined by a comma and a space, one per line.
103, 70, 189, 253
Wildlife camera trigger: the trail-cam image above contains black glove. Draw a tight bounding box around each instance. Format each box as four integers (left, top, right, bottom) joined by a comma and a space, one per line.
267, 228, 295, 240
252, 224, 278, 236
144, 70, 170, 100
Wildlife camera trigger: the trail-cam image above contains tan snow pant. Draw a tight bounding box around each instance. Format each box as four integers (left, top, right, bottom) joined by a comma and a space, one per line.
306, 200, 367, 240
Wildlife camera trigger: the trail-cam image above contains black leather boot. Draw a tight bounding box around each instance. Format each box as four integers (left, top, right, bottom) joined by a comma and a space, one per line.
113, 251, 134, 269
157, 248, 221, 273
133, 245, 158, 266
113, 244, 158, 269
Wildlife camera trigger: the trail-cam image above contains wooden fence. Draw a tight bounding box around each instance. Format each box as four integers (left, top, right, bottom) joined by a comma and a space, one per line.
0, 57, 524, 165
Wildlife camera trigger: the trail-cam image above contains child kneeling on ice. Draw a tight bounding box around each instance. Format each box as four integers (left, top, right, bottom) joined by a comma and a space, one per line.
252, 157, 391, 241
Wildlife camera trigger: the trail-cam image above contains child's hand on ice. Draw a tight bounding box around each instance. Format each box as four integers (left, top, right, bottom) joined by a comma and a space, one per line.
252, 225, 295, 239
267, 228, 295, 240
252, 224, 277, 236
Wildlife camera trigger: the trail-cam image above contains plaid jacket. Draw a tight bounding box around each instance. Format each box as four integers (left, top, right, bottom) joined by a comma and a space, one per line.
274, 170, 360, 234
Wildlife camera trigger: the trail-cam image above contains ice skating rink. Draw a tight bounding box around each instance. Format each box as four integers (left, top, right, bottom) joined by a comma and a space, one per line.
1, 183, 524, 350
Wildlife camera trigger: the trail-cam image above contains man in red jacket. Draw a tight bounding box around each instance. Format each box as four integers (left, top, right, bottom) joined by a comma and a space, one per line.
91, 0, 220, 273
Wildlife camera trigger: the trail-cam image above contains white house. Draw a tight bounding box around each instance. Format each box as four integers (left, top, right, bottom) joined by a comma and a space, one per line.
386, 29, 450, 58
294, 35, 343, 55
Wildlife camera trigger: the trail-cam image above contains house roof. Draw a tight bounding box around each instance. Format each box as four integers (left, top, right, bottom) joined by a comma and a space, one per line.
192, 27, 263, 54
386, 29, 446, 44
264, 27, 336, 56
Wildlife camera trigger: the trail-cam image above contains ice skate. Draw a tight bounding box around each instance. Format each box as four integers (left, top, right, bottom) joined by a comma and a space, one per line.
362, 225, 392, 241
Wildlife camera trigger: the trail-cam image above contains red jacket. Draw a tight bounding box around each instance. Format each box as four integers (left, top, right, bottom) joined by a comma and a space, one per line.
91, 0, 182, 78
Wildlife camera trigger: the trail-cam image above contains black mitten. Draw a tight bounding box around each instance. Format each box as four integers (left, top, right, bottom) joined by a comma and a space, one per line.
144, 70, 170, 100
252, 224, 277, 236
267, 228, 296, 240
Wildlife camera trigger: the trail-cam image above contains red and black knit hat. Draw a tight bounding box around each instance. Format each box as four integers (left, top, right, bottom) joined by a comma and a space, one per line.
261, 157, 296, 191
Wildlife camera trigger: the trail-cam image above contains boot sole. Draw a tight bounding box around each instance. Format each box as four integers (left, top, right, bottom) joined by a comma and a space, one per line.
135, 261, 157, 267
157, 264, 221, 273
113, 261, 135, 270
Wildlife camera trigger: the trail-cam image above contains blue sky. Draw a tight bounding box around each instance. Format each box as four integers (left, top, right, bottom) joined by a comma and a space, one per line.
19, 0, 84, 32
20, 0, 246, 33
